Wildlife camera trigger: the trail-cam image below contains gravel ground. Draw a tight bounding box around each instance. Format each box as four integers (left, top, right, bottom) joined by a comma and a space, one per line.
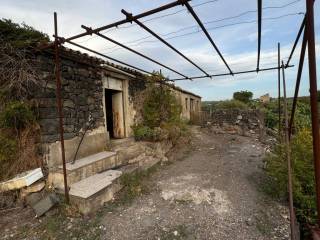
100, 126, 290, 240
0, 126, 290, 240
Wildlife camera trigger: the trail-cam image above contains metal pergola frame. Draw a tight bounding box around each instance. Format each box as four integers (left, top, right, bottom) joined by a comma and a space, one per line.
43, 0, 318, 237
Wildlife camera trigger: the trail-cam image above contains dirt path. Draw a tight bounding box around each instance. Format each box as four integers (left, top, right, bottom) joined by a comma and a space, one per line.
100, 127, 290, 240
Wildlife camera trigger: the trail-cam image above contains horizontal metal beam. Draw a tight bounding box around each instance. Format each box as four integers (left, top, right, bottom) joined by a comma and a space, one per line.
82, 25, 188, 79
170, 65, 294, 81
285, 15, 306, 68
182, 1, 233, 75
41, 0, 190, 50
121, 9, 210, 77
58, 37, 154, 75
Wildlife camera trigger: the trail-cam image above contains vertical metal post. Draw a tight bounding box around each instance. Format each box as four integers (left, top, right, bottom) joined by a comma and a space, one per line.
282, 61, 296, 239
54, 12, 69, 203
278, 43, 281, 137
306, 0, 320, 226
257, 0, 262, 71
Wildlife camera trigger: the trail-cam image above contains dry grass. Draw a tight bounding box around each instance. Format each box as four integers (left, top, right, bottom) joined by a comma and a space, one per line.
0, 123, 42, 182
0, 43, 40, 101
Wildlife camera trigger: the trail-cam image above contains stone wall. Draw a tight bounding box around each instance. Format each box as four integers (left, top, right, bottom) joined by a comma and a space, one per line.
208, 109, 264, 132
34, 50, 107, 166
35, 52, 105, 143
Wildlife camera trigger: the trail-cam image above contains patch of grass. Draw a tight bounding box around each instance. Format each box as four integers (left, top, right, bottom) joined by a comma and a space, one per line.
255, 210, 273, 236
117, 164, 160, 205
15, 204, 104, 240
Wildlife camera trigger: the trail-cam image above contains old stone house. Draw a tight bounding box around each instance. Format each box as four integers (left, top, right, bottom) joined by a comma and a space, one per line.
36, 47, 201, 167
31, 47, 201, 213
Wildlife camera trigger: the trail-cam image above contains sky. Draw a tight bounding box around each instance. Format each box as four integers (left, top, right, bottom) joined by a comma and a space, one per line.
1, 0, 319, 100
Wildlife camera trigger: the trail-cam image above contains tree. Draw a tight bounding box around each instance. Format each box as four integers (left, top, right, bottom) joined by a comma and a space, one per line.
233, 90, 253, 103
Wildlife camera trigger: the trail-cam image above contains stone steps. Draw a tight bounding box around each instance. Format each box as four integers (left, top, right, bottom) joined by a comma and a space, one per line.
69, 170, 122, 215
48, 151, 120, 189
109, 137, 136, 150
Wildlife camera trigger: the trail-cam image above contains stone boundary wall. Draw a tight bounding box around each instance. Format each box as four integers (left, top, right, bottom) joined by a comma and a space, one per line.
206, 109, 264, 131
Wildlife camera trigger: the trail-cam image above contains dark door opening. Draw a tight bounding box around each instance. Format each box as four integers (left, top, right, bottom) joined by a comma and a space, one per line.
104, 89, 125, 139
105, 89, 115, 138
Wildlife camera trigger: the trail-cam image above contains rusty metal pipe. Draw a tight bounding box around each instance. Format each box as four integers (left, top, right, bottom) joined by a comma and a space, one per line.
285, 16, 306, 68
42, 0, 191, 49
170, 65, 294, 81
121, 9, 210, 77
182, 1, 233, 75
278, 43, 281, 138
81, 25, 189, 79
288, 31, 307, 139
54, 12, 69, 204
282, 61, 296, 240
306, 0, 320, 226
257, 0, 262, 71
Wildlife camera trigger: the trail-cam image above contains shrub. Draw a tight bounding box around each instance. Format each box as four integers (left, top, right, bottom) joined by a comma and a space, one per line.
0, 101, 35, 130
143, 80, 182, 128
233, 90, 253, 103
161, 122, 185, 144
0, 132, 17, 164
214, 100, 248, 110
0, 19, 49, 48
265, 128, 316, 225
132, 125, 155, 141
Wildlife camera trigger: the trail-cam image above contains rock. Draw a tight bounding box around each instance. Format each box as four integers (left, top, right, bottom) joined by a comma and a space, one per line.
21, 181, 45, 195
245, 218, 254, 226
63, 99, 75, 108
25, 192, 45, 206
32, 193, 60, 217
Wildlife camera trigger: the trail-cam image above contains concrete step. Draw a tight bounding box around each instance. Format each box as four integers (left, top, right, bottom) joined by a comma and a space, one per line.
69, 170, 122, 215
48, 151, 120, 189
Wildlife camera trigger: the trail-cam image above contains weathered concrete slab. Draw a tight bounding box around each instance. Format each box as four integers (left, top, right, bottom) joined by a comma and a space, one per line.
32, 193, 60, 217
0, 168, 43, 192
69, 170, 123, 215
60, 151, 116, 171
69, 170, 122, 199
49, 151, 120, 190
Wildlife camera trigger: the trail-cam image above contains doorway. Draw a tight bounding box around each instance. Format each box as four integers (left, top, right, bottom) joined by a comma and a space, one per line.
104, 89, 125, 139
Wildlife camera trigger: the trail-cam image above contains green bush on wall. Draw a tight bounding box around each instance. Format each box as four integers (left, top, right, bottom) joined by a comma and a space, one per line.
143, 82, 182, 128
132, 73, 186, 142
